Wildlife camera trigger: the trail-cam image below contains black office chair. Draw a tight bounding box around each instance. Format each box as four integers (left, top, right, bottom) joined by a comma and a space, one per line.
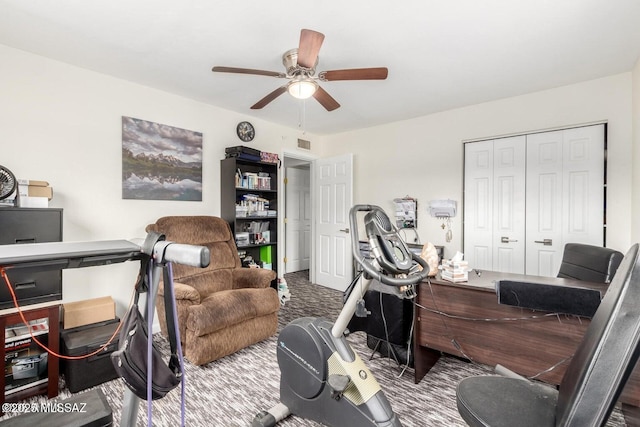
456, 243, 640, 427
557, 243, 624, 284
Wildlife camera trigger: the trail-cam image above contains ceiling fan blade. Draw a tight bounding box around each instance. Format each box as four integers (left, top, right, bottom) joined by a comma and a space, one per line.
313, 86, 340, 111
297, 29, 325, 69
251, 86, 288, 109
212, 66, 285, 78
319, 67, 388, 81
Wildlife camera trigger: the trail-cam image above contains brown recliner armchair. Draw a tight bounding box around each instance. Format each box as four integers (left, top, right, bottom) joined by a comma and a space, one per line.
145, 215, 279, 365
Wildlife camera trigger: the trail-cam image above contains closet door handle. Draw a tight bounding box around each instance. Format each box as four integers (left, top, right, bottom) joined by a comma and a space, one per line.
501, 237, 518, 243
339, 228, 350, 233
534, 239, 553, 246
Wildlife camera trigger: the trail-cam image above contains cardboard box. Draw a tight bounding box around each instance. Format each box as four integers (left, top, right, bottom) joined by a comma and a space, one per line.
17, 179, 49, 187
62, 296, 115, 329
18, 184, 53, 200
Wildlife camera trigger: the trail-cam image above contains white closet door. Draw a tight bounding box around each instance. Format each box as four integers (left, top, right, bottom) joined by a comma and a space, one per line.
464, 140, 494, 270
492, 136, 526, 273
465, 124, 605, 277
526, 130, 565, 276
525, 125, 604, 276
562, 125, 605, 246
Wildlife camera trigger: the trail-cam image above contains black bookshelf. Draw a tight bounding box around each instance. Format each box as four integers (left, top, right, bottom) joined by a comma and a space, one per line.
220, 157, 278, 275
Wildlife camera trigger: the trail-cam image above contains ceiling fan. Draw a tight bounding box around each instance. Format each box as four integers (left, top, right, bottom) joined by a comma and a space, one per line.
212, 29, 388, 112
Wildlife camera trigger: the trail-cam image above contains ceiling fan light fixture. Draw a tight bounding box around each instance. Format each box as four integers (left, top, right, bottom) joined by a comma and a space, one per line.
288, 78, 318, 100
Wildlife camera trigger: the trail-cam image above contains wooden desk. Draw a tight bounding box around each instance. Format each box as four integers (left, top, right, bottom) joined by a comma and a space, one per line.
414, 271, 640, 425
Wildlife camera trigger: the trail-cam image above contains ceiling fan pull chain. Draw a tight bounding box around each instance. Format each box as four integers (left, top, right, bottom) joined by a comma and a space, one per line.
298, 99, 307, 134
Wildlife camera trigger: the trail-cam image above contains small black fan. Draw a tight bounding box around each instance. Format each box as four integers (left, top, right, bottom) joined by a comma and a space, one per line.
0, 165, 17, 201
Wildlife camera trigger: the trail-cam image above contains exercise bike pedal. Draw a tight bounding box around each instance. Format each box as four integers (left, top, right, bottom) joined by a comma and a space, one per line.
251, 403, 290, 427
355, 299, 371, 317
328, 374, 351, 400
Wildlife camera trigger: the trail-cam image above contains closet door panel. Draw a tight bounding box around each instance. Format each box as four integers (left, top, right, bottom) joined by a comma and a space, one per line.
562, 125, 604, 245
492, 136, 526, 273
526, 131, 564, 277
464, 140, 494, 270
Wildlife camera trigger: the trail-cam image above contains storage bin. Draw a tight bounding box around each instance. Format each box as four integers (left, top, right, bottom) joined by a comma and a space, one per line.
61, 320, 120, 393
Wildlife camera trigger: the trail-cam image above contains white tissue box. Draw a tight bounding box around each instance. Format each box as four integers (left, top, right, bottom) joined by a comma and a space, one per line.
441, 259, 469, 282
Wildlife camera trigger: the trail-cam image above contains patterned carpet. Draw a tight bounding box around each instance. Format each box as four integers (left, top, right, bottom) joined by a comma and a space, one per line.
1, 270, 627, 426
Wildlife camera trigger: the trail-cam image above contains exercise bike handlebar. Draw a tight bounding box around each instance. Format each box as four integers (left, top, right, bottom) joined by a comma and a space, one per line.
349, 204, 430, 287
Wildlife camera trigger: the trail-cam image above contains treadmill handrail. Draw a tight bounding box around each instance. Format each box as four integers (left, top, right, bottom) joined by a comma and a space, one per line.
0, 238, 210, 271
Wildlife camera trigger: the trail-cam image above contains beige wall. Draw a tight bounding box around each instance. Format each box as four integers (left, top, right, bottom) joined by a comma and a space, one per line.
0, 44, 319, 314
319, 73, 634, 259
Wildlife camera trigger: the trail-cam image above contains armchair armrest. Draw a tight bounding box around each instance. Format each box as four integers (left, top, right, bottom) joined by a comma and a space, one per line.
232, 267, 277, 289
159, 280, 201, 305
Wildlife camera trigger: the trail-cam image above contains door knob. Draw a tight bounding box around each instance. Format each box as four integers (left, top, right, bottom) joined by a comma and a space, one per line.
534, 238, 553, 246
501, 237, 518, 243
339, 228, 350, 233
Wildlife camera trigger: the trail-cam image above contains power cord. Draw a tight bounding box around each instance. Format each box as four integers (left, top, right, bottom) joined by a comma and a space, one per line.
1, 266, 125, 361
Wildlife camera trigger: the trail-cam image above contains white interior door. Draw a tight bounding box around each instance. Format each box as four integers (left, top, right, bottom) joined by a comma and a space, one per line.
285, 166, 311, 272
314, 153, 353, 291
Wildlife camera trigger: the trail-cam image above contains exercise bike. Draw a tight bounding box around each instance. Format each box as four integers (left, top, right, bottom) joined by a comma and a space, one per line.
253, 205, 430, 427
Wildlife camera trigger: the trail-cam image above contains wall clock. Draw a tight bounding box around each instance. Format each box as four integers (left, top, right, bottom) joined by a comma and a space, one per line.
236, 121, 255, 142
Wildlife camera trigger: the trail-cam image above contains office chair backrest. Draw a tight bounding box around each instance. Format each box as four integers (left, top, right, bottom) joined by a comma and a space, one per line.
557, 243, 624, 284
556, 243, 640, 426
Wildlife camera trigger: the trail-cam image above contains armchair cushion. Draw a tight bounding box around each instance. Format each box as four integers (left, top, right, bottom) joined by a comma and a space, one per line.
188, 288, 280, 337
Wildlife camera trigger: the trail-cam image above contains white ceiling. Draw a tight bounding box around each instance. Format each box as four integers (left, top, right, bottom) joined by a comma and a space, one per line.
1, 0, 640, 135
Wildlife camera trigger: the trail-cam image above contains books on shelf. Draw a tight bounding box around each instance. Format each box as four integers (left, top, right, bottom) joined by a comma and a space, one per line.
236, 193, 273, 217
236, 169, 271, 190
